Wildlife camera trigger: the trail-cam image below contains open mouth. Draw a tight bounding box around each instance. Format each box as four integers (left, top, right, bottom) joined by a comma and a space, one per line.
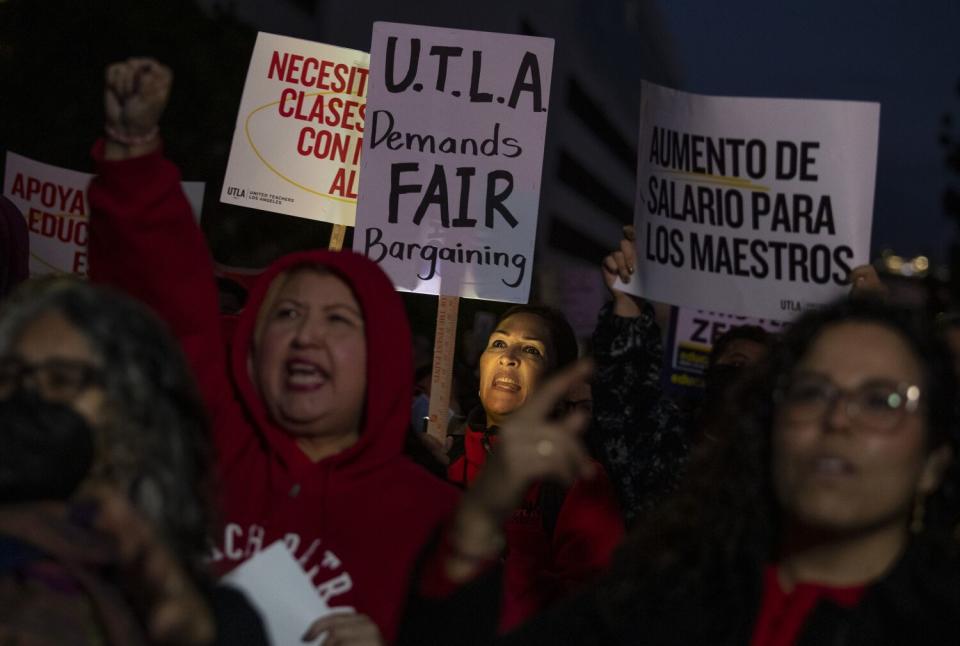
492, 375, 521, 393
810, 455, 856, 477
285, 360, 328, 389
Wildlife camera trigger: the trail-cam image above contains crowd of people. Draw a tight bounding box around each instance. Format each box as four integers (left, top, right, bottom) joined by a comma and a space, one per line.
1, 57, 959, 646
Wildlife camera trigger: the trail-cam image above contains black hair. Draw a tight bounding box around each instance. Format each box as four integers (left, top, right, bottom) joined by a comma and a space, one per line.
599, 297, 960, 631
496, 304, 579, 372
216, 276, 248, 315
709, 324, 775, 368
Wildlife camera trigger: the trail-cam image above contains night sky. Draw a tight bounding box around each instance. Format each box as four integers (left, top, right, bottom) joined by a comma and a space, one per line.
654, 0, 960, 263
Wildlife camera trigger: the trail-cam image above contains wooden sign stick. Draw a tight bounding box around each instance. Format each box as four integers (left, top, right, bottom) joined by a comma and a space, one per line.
329, 224, 347, 251
426, 295, 460, 441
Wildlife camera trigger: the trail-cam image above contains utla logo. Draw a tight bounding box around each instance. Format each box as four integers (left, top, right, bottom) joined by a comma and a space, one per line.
226, 186, 246, 198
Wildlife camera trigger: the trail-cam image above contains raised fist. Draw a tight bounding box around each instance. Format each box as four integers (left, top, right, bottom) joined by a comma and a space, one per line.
104, 58, 172, 143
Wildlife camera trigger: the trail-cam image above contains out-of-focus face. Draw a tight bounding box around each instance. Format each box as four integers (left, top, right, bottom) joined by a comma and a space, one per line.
713, 338, 768, 368
253, 269, 367, 443
771, 322, 947, 535
3, 311, 106, 427
478, 313, 553, 427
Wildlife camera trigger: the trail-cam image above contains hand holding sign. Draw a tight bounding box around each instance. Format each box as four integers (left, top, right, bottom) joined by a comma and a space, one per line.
626, 82, 880, 320
602, 225, 643, 318
104, 58, 171, 158
848, 264, 889, 300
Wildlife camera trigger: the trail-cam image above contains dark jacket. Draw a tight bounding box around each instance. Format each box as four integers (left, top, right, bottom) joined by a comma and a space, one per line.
591, 302, 690, 525
0, 502, 269, 646
398, 538, 960, 646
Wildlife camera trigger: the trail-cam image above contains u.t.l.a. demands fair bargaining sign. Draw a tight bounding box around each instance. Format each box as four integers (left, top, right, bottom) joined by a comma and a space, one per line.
3, 151, 204, 277
221, 32, 369, 224
352, 22, 554, 302
620, 81, 880, 320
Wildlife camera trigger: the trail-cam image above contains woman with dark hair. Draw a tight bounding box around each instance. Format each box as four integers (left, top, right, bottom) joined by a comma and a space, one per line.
443, 304, 623, 631
401, 296, 960, 645
0, 277, 265, 645
87, 58, 458, 644
447, 304, 580, 485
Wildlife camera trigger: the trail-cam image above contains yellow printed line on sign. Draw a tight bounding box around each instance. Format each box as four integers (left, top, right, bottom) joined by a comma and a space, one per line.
658, 169, 769, 192
243, 91, 359, 205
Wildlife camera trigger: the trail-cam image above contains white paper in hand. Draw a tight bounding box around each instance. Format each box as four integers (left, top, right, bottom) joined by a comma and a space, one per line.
222, 541, 353, 645
612, 274, 643, 299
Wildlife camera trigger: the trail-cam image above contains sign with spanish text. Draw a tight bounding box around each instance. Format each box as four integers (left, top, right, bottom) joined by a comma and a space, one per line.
617, 82, 880, 320
352, 22, 554, 302
221, 32, 369, 225
3, 151, 204, 277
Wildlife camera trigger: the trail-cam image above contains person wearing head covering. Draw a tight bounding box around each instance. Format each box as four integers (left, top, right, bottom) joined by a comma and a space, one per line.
87, 58, 458, 644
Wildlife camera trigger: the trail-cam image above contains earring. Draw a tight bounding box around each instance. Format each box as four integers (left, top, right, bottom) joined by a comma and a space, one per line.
910, 493, 926, 535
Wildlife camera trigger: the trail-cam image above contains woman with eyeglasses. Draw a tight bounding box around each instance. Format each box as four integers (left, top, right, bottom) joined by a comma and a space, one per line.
399, 296, 960, 646
0, 278, 266, 645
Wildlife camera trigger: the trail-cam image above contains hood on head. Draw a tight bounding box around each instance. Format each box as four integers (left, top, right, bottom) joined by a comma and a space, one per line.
231, 250, 413, 473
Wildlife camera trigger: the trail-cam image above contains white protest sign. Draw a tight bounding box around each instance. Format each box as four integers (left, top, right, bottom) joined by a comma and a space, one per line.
3, 151, 204, 277
618, 81, 880, 320
352, 22, 554, 302
221, 32, 369, 224
666, 307, 785, 391
222, 541, 353, 646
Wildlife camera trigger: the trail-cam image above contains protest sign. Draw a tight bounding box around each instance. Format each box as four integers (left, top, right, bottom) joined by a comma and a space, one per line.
664, 307, 785, 395
617, 82, 880, 320
3, 151, 204, 277
221, 32, 370, 226
352, 22, 554, 302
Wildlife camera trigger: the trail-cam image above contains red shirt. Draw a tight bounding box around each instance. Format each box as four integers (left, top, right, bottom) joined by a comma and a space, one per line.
750, 564, 866, 646
447, 424, 624, 631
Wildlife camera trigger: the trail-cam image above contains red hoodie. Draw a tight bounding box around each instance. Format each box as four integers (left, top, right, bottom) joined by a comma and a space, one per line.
87, 141, 459, 642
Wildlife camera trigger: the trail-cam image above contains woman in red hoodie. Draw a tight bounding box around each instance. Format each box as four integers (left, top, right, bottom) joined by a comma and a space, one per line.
87, 58, 458, 644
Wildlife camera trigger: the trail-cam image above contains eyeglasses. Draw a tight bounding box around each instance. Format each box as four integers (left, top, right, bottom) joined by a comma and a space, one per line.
776, 372, 922, 432
0, 356, 105, 402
